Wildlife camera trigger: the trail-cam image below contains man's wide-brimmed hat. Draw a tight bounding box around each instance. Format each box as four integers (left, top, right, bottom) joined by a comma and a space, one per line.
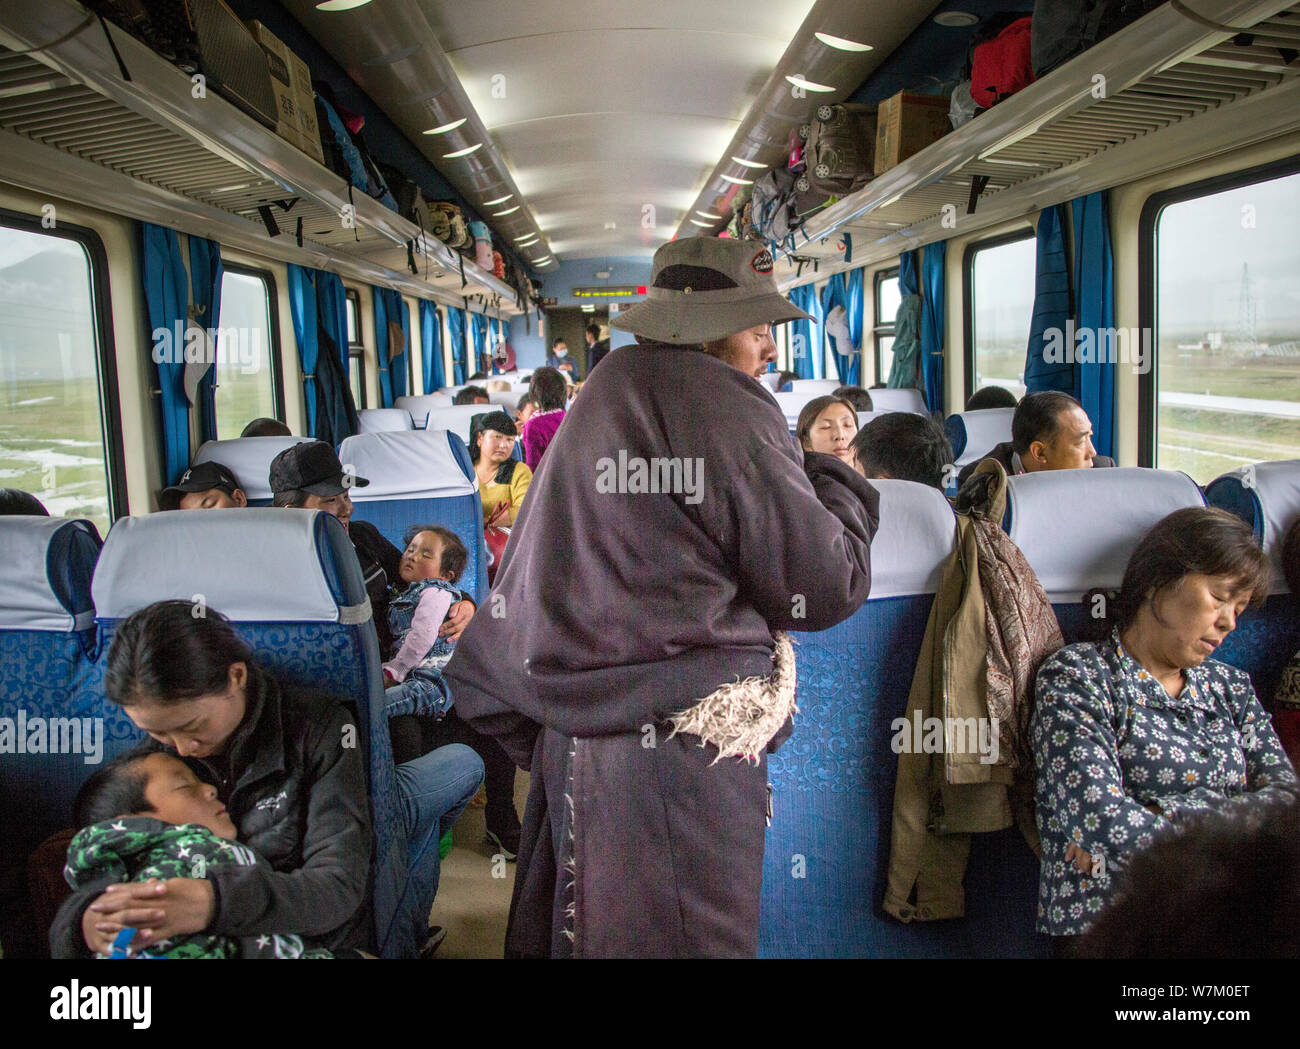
609, 237, 812, 345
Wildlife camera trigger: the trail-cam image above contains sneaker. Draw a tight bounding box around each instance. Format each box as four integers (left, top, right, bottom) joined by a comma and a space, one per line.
419, 926, 447, 959
484, 822, 519, 861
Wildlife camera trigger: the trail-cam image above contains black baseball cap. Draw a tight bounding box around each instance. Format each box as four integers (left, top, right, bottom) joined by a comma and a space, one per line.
269, 441, 369, 498
159, 461, 243, 511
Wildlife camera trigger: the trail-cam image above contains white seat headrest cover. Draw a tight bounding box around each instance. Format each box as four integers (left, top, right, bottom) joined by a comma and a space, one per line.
865, 480, 956, 599
1005, 467, 1206, 603
357, 409, 414, 434
867, 388, 927, 415
1207, 459, 1300, 593
338, 431, 475, 501
0, 516, 97, 631
423, 405, 498, 445
192, 436, 312, 501
93, 509, 348, 622
950, 408, 1015, 466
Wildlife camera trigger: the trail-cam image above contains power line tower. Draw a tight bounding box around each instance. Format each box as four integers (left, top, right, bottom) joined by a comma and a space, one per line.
1235, 261, 1257, 351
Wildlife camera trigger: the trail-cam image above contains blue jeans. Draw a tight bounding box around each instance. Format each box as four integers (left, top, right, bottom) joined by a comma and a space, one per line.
384, 666, 453, 721
395, 742, 484, 928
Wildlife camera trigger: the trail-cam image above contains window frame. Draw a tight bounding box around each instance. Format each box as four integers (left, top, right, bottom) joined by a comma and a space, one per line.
873, 267, 901, 386
215, 262, 285, 434
345, 287, 367, 409
962, 229, 1036, 404
0, 207, 127, 523
1138, 153, 1300, 468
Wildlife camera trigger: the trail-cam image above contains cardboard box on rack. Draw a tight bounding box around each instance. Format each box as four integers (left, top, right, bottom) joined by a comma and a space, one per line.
246, 21, 325, 165
874, 92, 951, 176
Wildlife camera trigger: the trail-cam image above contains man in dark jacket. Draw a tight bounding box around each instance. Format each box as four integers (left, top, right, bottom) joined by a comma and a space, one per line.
956, 389, 1116, 488
446, 237, 880, 958
584, 322, 611, 374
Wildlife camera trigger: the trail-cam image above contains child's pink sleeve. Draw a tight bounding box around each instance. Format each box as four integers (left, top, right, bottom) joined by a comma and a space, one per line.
382, 587, 455, 682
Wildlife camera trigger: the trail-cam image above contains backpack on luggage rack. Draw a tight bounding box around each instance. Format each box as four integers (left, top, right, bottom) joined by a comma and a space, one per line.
1030, 0, 1164, 77
970, 15, 1035, 108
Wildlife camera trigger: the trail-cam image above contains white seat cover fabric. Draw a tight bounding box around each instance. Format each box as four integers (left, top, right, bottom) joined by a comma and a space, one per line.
1206, 459, 1300, 593
949, 407, 1016, 466
93, 509, 349, 623
788, 379, 842, 395
857, 411, 884, 428
357, 409, 415, 434
867, 388, 927, 415
0, 516, 97, 632
395, 393, 453, 426
759, 372, 783, 392
191, 436, 312, 501
338, 430, 476, 501
423, 405, 498, 445
772, 390, 827, 428
488, 391, 519, 407
1005, 467, 1206, 603
864, 480, 957, 598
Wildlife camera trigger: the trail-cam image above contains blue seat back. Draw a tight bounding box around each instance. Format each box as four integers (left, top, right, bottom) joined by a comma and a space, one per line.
191, 435, 312, 506
90, 509, 416, 958
338, 429, 488, 602
760, 480, 1046, 957
1206, 460, 1300, 699
0, 517, 136, 861
945, 408, 1015, 467
357, 408, 414, 434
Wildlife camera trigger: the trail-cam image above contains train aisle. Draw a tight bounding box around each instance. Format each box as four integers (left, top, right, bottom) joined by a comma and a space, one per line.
429, 771, 531, 958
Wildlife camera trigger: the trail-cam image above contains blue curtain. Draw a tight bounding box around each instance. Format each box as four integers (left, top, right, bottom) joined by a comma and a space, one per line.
140, 223, 192, 485
470, 312, 488, 376
1072, 192, 1116, 459
419, 300, 446, 393
788, 284, 823, 380
318, 272, 348, 377
920, 241, 946, 414
187, 235, 223, 444
373, 287, 410, 408
447, 306, 467, 384
1024, 205, 1075, 396
845, 267, 865, 387
821, 273, 851, 384
287, 264, 322, 436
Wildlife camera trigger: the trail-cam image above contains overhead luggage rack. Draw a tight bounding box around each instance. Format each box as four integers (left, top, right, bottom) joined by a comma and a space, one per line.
773, 0, 1300, 287
0, 0, 519, 313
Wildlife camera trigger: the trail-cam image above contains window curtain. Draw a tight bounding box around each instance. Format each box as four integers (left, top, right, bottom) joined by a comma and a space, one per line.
288, 265, 359, 445
919, 241, 946, 413
888, 250, 922, 389
447, 306, 467, 385
1024, 204, 1074, 396
419, 300, 445, 393
140, 222, 192, 485
788, 283, 823, 380
821, 273, 854, 384
845, 266, 865, 387
373, 286, 410, 408
187, 235, 223, 444
470, 311, 488, 376
287, 264, 322, 437
1072, 192, 1116, 459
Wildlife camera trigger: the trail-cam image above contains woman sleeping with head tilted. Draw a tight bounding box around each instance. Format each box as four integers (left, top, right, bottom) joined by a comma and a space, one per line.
1031, 507, 1298, 942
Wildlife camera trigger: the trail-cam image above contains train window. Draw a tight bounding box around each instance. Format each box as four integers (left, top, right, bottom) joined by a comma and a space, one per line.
965, 234, 1035, 402
1144, 163, 1300, 482
346, 288, 366, 409
874, 269, 901, 385
214, 266, 283, 439
0, 215, 123, 534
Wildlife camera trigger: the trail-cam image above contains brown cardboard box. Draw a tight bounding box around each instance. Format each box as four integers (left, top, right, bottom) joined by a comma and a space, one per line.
874, 92, 951, 176
246, 21, 324, 165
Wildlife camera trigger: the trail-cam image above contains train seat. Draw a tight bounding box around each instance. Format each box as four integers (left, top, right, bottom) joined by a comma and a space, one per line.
424, 404, 497, 446
867, 388, 928, 415
945, 408, 1016, 467
337, 429, 488, 602
0, 517, 137, 867
759, 371, 783, 392
487, 390, 519, 408
771, 390, 825, 429
90, 508, 419, 958
760, 480, 1047, 958
357, 408, 415, 434
1205, 460, 1300, 699
394, 393, 453, 427
856, 410, 883, 429
191, 435, 312, 506
787, 379, 842, 395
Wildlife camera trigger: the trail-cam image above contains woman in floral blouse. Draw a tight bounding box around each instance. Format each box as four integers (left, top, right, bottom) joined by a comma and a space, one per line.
1031, 506, 1298, 945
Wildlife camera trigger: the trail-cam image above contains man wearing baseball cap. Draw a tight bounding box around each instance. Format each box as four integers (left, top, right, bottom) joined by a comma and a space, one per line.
447, 236, 880, 957
159, 461, 248, 511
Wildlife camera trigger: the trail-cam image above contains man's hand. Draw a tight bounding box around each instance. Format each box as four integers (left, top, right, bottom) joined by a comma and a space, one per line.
83, 878, 216, 954
440, 599, 475, 642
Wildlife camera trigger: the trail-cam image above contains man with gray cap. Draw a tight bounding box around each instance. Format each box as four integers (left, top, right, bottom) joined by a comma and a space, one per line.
447, 237, 879, 958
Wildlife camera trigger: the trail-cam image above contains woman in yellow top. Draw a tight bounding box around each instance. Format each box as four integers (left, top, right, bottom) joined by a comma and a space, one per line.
470, 409, 532, 527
